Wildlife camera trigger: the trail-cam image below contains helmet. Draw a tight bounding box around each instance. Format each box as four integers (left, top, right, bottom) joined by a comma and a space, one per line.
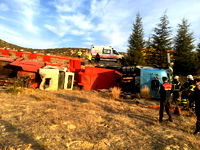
174, 76, 179, 80
187, 75, 193, 80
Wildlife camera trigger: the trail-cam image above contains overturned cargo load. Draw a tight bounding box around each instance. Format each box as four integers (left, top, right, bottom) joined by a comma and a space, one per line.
39, 66, 74, 91
78, 66, 122, 90
121, 66, 171, 98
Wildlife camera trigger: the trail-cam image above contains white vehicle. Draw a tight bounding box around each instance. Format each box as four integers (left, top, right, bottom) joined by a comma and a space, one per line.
91, 45, 124, 61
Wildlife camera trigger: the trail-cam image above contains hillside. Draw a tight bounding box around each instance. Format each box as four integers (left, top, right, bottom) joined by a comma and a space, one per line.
0, 88, 200, 150
0, 39, 90, 57
0, 39, 126, 57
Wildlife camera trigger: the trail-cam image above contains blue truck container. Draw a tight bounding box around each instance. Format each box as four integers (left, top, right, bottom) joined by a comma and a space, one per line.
121, 66, 172, 98
137, 67, 170, 98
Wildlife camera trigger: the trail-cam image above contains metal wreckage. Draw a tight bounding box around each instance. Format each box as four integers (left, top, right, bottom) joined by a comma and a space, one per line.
0, 48, 173, 98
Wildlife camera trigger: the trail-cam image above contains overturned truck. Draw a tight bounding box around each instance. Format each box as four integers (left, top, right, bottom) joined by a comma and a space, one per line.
121, 66, 172, 98
0, 48, 80, 90
0, 48, 121, 91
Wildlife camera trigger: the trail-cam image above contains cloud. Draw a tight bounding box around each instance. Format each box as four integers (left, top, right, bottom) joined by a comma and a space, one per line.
0, 3, 9, 11
13, 0, 40, 33
44, 0, 131, 50
60, 13, 94, 30
44, 24, 61, 36
53, 0, 82, 13
82, 41, 93, 47
0, 24, 32, 47
44, 23, 85, 37
84, 36, 94, 42
89, 0, 133, 50
0, 16, 11, 22
0, 23, 59, 49
45, 1, 95, 38
0, 24, 21, 36
1, 0, 200, 51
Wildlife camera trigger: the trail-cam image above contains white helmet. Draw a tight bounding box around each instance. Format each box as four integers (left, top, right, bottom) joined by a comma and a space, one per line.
174, 76, 179, 80
187, 75, 193, 80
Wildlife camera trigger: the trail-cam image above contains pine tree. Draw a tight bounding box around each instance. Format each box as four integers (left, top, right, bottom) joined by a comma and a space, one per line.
195, 42, 200, 74
151, 13, 172, 67
127, 13, 145, 66
173, 19, 195, 75
197, 43, 200, 52
144, 36, 154, 65
145, 36, 152, 49
196, 42, 200, 59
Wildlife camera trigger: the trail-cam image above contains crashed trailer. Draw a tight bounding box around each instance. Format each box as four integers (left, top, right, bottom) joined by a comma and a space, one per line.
121, 66, 170, 98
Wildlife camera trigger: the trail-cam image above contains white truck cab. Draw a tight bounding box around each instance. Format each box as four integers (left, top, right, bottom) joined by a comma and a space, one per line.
91, 45, 124, 61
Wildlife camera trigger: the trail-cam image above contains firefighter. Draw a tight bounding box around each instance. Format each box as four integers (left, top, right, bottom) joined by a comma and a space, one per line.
77, 50, 82, 58
181, 75, 194, 110
189, 79, 199, 112
190, 80, 200, 135
159, 77, 173, 122
172, 76, 181, 115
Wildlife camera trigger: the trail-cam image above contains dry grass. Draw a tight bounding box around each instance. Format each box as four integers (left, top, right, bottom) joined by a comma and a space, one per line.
111, 87, 121, 100
0, 88, 200, 150
140, 85, 151, 98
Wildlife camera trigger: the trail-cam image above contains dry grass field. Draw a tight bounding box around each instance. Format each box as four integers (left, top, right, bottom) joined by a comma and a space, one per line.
0, 88, 200, 150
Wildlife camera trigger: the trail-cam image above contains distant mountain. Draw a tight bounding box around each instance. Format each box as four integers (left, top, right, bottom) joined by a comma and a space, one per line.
0, 39, 90, 57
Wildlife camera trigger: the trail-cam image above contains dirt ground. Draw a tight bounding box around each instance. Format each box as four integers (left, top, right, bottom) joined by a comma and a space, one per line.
0, 88, 200, 150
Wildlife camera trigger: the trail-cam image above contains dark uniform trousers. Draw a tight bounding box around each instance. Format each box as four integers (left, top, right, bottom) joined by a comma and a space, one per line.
159, 100, 172, 121
195, 108, 200, 131
191, 88, 200, 133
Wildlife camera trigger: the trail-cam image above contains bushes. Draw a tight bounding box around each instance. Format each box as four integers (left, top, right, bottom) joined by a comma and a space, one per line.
111, 87, 121, 100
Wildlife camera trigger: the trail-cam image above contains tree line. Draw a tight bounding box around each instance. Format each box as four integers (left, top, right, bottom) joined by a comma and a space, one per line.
127, 13, 200, 75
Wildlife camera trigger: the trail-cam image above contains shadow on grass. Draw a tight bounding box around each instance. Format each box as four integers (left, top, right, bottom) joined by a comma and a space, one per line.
97, 90, 111, 99
0, 119, 45, 150
99, 104, 197, 149
99, 103, 192, 133
55, 93, 89, 103
127, 113, 156, 125
98, 102, 155, 123
29, 94, 42, 101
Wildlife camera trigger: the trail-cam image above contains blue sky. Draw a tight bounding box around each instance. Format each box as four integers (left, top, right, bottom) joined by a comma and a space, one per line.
0, 0, 200, 51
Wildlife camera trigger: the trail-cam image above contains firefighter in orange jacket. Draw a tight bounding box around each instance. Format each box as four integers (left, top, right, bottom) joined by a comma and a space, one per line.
159, 77, 173, 122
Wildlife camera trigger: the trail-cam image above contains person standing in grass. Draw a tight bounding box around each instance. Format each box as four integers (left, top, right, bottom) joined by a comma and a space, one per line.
159, 77, 173, 123
181, 75, 194, 109
172, 76, 181, 115
190, 80, 200, 135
